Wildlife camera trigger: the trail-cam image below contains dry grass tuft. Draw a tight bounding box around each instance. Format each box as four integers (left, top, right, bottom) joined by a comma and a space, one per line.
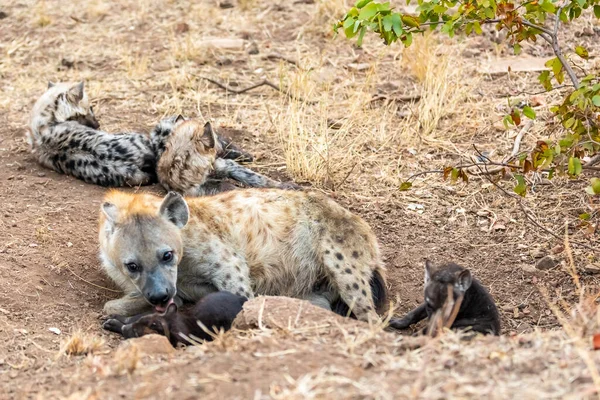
112, 343, 140, 375
403, 33, 474, 140
58, 330, 106, 358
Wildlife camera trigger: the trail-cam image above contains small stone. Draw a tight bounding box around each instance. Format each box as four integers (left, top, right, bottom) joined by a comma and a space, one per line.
49, 327, 61, 335
247, 41, 259, 55
114, 334, 175, 358
536, 255, 559, 270
551, 244, 564, 254
521, 264, 542, 277
66, 242, 73, 248
530, 248, 546, 259
174, 22, 189, 34
219, 0, 234, 8
0, 11, 8, 20
347, 63, 371, 71
585, 264, 600, 274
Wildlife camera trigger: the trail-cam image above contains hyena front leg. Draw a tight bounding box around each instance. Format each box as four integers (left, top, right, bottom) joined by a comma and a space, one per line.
212, 159, 301, 190
217, 136, 254, 163
321, 249, 379, 322
103, 292, 151, 317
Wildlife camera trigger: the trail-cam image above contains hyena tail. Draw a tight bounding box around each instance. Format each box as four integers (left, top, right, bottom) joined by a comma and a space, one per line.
332, 268, 388, 318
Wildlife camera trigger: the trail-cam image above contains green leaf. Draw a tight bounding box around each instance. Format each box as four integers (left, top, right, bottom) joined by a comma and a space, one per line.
356, 0, 374, 8
568, 156, 582, 176
514, 174, 527, 196
399, 181, 413, 191
473, 21, 482, 34
590, 177, 600, 194
358, 2, 379, 20
513, 43, 521, 55
595, 4, 600, 18
540, 0, 556, 13
593, 95, 600, 106
357, 26, 367, 46
575, 46, 589, 59
580, 212, 592, 220
523, 106, 536, 119
382, 14, 394, 31
391, 13, 403, 36
551, 58, 562, 78
402, 32, 413, 47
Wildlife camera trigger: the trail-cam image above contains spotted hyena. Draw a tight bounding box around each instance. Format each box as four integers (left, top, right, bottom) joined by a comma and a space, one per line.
98, 188, 388, 322
154, 118, 300, 196
28, 82, 157, 187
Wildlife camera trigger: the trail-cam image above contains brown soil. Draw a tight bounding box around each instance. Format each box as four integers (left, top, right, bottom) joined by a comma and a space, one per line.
1, 0, 600, 398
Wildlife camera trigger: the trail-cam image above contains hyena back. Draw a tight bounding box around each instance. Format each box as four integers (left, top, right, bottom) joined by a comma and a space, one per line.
28, 82, 156, 187
98, 188, 388, 322
155, 118, 299, 196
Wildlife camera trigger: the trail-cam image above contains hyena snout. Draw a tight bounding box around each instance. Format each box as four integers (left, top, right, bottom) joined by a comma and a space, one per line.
143, 274, 176, 308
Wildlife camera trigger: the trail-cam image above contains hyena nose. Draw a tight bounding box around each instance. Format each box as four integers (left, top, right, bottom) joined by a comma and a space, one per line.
147, 290, 170, 306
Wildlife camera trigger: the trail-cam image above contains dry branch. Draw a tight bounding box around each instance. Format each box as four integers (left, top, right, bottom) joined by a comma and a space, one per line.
198, 76, 315, 104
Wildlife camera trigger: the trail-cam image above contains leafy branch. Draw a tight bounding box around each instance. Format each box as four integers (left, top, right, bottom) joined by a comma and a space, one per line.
336, 0, 600, 196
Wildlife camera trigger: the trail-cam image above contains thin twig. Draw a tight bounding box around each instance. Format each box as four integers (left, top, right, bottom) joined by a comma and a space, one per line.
263, 53, 299, 67
66, 267, 120, 293
471, 145, 598, 252
197, 76, 315, 104
498, 84, 573, 97
370, 93, 422, 103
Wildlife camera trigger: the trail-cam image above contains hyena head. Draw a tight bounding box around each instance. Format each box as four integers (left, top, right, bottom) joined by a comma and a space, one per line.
37, 81, 99, 129
423, 260, 472, 312
100, 191, 190, 311
157, 119, 221, 192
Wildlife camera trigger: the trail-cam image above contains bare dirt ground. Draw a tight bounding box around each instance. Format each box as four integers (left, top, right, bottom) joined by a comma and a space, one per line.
2, 0, 600, 398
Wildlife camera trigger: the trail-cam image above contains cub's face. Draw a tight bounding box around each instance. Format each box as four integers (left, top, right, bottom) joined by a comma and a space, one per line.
423, 261, 472, 312
46, 81, 100, 129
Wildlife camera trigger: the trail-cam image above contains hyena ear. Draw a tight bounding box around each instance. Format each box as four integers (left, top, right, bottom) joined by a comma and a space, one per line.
68, 81, 85, 103
102, 202, 118, 223
424, 259, 434, 285
175, 115, 185, 123
47, 81, 56, 89
159, 192, 189, 228
198, 122, 217, 149
455, 269, 472, 293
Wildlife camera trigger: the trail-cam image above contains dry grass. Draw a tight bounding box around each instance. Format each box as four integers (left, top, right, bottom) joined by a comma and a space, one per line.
58, 330, 107, 357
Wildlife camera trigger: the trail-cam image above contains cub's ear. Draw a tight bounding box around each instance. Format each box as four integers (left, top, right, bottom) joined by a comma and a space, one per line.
197, 122, 216, 149
175, 114, 185, 123
165, 302, 178, 316
68, 81, 85, 103
159, 192, 189, 228
47, 81, 56, 89
456, 269, 472, 293
424, 259, 434, 285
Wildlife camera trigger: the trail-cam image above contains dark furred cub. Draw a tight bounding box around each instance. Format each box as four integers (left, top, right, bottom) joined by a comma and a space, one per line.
389, 261, 500, 335
103, 291, 247, 347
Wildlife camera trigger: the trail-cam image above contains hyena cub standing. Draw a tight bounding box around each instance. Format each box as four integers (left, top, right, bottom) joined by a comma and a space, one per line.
98, 189, 387, 322
28, 82, 156, 186
154, 118, 299, 196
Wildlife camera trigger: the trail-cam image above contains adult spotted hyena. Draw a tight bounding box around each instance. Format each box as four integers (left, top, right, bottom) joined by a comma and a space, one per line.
98, 189, 388, 322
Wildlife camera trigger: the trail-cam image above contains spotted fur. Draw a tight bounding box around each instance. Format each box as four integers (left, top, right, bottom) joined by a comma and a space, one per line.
98, 189, 388, 323
28, 82, 157, 187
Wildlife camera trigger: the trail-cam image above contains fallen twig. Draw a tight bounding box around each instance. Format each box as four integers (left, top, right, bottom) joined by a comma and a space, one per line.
198, 76, 315, 104
370, 93, 422, 103
263, 53, 299, 67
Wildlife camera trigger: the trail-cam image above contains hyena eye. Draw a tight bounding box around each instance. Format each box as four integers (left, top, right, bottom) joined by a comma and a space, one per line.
125, 262, 140, 273
162, 251, 173, 262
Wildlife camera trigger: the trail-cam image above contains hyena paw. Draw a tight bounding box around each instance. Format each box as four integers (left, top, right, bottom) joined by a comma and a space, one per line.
279, 181, 303, 191
102, 319, 125, 334
388, 317, 411, 330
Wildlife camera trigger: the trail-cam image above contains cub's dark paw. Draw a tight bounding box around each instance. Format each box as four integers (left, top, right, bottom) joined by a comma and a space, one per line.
388, 318, 411, 330
102, 318, 125, 334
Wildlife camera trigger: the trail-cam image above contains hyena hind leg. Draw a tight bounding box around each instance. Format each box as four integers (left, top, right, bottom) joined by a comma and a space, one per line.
213, 159, 301, 190
321, 252, 378, 322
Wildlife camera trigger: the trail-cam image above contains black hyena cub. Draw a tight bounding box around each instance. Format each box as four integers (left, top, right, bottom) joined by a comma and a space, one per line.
389, 261, 500, 335
103, 291, 247, 347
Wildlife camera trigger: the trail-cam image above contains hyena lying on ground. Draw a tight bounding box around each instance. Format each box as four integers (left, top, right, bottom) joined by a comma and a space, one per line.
28, 82, 157, 187
103, 291, 247, 346
154, 118, 300, 196
388, 261, 500, 335
98, 189, 388, 322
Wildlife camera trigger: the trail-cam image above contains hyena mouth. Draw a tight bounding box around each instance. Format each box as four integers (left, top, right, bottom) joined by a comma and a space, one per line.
155, 298, 175, 313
